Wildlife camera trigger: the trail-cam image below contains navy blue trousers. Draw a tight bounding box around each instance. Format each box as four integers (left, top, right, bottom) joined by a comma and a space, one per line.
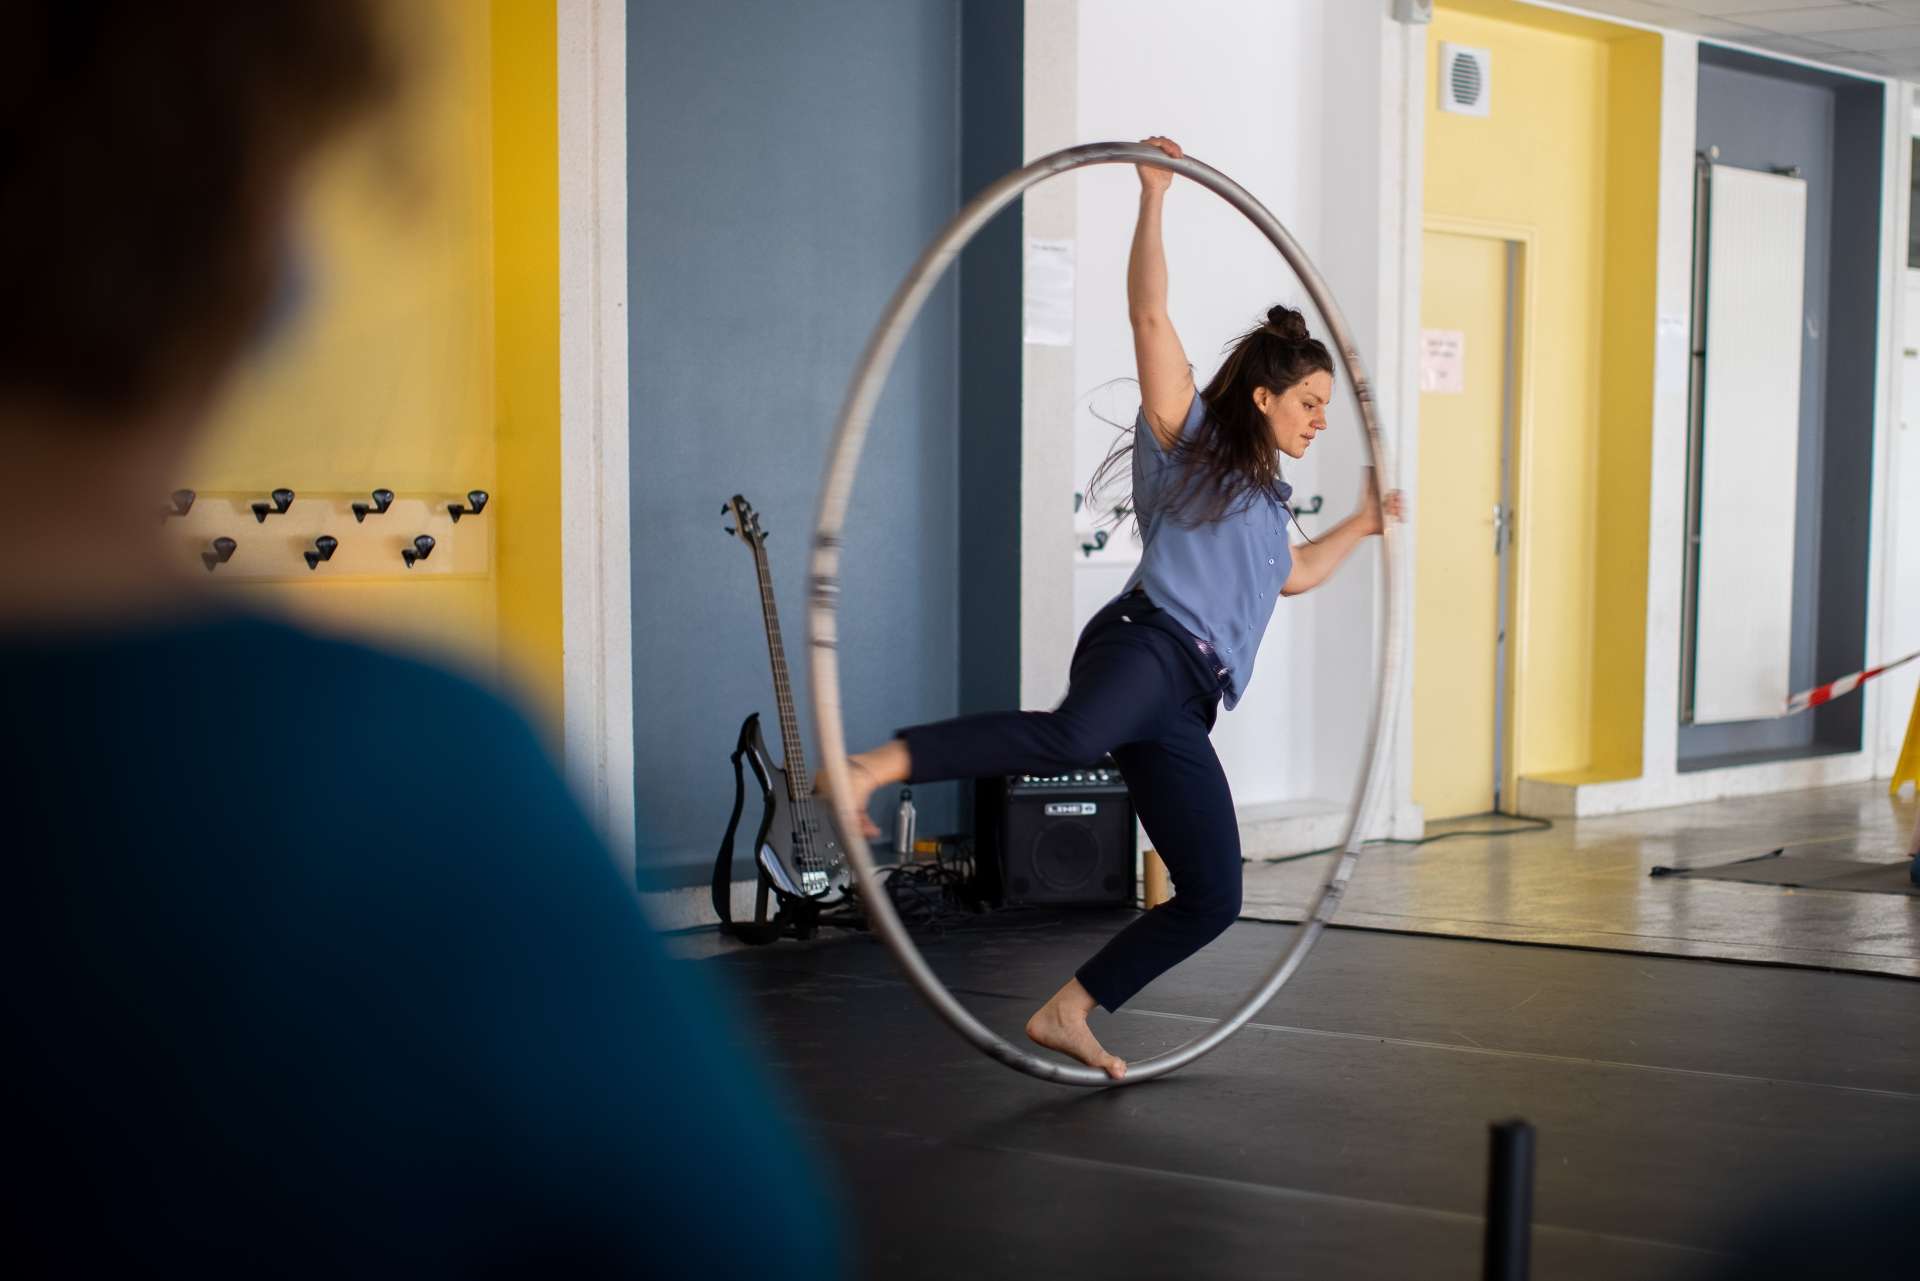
899, 593, 1241, 1011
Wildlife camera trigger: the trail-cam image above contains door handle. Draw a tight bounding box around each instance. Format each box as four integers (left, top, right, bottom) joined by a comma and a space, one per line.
1492, 503, 1513, 555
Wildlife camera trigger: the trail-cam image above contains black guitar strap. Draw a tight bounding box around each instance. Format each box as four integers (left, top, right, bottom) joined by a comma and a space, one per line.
712, 716, 795, 945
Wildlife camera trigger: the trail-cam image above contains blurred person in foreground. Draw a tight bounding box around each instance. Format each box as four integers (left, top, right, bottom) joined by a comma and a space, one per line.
0, 4, 842, 1275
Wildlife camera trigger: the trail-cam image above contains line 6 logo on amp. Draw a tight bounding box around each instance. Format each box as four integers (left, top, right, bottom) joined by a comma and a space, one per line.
1044, 802, 1097, 817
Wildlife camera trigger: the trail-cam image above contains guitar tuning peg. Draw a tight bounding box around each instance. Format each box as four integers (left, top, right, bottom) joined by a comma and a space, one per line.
724, 526, 736, 536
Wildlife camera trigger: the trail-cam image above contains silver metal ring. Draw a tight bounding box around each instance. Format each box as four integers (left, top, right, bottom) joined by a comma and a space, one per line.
809, 141, 1404, 1086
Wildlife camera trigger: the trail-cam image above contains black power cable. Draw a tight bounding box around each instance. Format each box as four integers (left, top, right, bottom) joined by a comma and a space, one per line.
1253, 812, 1553, 866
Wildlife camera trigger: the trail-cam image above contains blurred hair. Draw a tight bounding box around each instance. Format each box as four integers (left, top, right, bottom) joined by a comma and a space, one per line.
1088, 303, 1333, 530
0, 1, 393, 418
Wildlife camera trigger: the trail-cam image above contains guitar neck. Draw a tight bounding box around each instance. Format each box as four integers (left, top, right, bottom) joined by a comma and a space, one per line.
750, 545, 811, 798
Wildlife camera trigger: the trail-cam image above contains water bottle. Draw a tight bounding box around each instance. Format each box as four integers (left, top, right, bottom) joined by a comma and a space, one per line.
895, 787, 917, 863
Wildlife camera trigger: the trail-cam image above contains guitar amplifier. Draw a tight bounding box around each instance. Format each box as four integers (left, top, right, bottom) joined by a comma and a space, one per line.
973, 766, 1136, 907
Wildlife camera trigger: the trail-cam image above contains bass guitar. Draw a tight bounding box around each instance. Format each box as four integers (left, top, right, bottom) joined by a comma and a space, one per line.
712, 494, 851, 942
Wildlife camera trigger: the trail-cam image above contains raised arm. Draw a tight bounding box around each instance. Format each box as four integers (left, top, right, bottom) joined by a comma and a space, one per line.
1131, 136, 1194, 451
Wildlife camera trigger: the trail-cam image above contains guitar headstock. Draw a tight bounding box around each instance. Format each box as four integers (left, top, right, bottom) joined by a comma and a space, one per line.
723, 494, 767, 549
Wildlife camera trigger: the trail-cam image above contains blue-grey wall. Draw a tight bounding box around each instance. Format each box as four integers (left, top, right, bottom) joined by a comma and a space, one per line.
1683, 49, 1880, 770
958, 0, 1024, 715
1819, 80, 1883, 755
629, 1, 964, 881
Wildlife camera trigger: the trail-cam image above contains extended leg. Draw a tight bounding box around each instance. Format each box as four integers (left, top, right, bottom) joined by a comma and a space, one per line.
823, 624, 1185, 830
1075, 716, 1241, 1011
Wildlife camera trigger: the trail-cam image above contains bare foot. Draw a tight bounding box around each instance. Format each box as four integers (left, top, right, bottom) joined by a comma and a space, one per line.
1025, 981, 1127, 1081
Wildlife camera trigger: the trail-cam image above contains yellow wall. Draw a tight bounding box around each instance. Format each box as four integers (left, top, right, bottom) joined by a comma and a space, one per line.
1592, 34, 1661, 779
187, 0, 564, 728
491, 0, 564, 732
1425, 3, 1660, 784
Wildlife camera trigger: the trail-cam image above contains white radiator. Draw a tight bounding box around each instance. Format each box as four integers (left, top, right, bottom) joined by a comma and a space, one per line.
1692, 164, 1807, 725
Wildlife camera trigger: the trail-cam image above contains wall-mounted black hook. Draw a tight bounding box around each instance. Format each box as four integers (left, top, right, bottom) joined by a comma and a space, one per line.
162, 489, 196, 523
447, 489, 489, 523
251, 488, 295, 523
201, 537, 237, 573
352, 489, 394, 523
1293, 495, 1324, 517
304, 535, 338, 571
1079, 529, 1110, 558
402, 534, 436, 569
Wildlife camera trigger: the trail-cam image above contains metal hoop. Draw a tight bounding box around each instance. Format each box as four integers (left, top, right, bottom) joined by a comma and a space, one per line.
809, 142, 1404, 1086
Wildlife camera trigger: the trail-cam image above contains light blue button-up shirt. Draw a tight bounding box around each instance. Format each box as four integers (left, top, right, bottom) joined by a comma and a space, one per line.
1120, 392, 1292, 710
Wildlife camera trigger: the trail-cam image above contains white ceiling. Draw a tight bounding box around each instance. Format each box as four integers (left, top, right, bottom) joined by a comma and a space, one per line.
1548, 1, 1920, 78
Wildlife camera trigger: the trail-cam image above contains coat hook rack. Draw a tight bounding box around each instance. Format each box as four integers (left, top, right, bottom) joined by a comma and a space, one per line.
351, 488, 395, 523
251, 488, 295, 523
402, 534, 436, 569
201, 537, 237, 573
447, 489, 489, 523
163, 489, 196, 523
304, 535, 338, 571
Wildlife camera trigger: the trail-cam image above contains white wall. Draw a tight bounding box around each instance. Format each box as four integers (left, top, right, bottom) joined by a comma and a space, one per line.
558, 0, 637, 873
1062, 0, 1417, 837
1022, 0, 1080, 709
1886, 271, 1920, 776
1880, 86, 1920, 779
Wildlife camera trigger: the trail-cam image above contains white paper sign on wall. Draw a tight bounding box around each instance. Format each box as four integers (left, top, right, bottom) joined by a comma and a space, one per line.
1023, 238, 1076, 347
1420, 329, 1465, 394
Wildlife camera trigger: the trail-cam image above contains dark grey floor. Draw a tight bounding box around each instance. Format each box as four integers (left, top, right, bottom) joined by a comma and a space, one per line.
709, 913, 1920, 1280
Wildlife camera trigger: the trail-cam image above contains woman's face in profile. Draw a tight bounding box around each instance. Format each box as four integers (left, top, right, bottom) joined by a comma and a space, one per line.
1256, 370, 1333, 461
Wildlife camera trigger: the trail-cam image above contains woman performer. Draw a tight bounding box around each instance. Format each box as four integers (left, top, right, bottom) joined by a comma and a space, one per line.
830, 136, 1401, 1079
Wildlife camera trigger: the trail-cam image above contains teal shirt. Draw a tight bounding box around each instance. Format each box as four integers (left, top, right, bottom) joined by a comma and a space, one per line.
0, 613, 843, 1277
1122, 391, 1293, 710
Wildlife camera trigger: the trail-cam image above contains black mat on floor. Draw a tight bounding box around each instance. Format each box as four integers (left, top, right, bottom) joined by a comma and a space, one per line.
1651, 848, 1920, 895
707, 915, 1919, 1281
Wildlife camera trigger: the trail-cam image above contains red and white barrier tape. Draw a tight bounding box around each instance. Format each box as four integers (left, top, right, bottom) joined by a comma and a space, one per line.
1784, 648, 1920, 716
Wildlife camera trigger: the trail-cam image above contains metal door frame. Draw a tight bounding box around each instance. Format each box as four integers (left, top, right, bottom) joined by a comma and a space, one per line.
1423, 216, 1536, 817
1492, 239, 1520, 812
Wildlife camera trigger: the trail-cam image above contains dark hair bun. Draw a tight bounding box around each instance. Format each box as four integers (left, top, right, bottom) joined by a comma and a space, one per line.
1265, 305, 1310, 342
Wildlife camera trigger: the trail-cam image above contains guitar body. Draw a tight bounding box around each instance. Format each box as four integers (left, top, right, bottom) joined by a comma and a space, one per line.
736, 713, 848, 902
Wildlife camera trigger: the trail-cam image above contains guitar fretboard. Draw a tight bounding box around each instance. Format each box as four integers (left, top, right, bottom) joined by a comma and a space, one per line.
750, 542, 810, 800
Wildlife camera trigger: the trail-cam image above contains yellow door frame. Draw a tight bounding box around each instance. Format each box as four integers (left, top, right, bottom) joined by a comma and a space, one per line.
1421, 214, 1538, 811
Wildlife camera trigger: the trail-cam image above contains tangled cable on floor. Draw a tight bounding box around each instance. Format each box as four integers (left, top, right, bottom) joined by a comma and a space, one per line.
819, 840, 1063, 938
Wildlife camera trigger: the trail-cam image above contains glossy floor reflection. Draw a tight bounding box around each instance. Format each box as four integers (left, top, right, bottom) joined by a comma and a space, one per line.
1242, 782, 1920, 976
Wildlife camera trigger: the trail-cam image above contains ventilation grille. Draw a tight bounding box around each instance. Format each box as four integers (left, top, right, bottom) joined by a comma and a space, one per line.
1440, 43, 1490, 117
